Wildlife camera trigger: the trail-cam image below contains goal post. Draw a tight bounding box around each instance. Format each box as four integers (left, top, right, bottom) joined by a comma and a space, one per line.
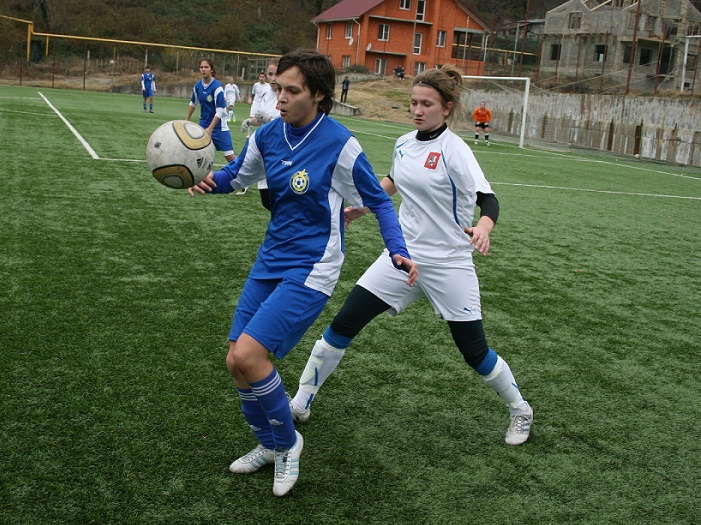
461, 75, 531, 149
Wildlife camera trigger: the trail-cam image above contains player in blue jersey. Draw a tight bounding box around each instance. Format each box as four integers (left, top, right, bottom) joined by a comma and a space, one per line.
187, 50, 418, 497
141, 65, 156, 113
185, 59, 235, 162
289, 64, 534, 446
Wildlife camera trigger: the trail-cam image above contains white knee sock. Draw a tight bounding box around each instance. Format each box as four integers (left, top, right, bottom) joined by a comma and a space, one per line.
482, 356, 528, 412
291, 337, 346, 411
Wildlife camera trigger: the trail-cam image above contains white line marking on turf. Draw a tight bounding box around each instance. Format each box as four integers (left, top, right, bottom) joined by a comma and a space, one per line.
491, 181, 701, 200
38, 92, 99, 160
0, 108, 49, 117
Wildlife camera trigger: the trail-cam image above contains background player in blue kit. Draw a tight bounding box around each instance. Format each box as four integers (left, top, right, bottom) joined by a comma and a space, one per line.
185, 59, 235, 162
187, 50, 418, 497
141, 65, 156, 113
289, 64, 534, 447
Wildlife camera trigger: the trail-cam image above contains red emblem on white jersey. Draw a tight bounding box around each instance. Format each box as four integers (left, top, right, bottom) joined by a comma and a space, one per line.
424, 152, 441, 169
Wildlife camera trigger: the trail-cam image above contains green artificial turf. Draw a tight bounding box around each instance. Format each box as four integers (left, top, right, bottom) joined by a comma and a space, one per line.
1, 85, 699, 524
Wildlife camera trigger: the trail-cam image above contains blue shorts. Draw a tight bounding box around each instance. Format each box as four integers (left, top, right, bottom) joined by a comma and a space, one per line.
211, 127, 234, 157
142, 89, 154, 98
229, 277, 330, 359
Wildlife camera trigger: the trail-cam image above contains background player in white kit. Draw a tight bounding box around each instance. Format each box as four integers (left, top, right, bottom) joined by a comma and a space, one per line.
224, 76, 242, 123
289, 64, 534, 446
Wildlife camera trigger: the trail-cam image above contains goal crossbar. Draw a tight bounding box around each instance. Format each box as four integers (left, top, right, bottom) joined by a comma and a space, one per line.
462, 75, 531, 149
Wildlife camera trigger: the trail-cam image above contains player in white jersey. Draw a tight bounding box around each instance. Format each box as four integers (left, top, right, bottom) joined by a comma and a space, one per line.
290, 64, 534, 446
242, 63, 280, 139
224, 76, 241, 123
187, 50, 418, 497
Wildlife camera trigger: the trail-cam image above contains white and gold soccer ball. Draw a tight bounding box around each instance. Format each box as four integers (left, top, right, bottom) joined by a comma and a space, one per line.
146, 120, 215, 189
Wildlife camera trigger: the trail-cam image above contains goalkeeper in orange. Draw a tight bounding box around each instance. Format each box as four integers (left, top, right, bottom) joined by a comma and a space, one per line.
472, 101, 492, 146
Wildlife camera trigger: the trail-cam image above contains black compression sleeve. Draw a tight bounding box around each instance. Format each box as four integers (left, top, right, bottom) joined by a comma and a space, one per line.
330, 285, 391, 339
476, 192, 499, 224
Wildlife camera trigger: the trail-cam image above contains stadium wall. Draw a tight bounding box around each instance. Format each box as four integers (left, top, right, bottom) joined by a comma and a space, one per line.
464, 90, 701, 167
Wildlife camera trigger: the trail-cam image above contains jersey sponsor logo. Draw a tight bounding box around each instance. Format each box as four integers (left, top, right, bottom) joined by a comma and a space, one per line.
424, 152, 442, 170
281, 160, 292, 166
290, 169, 310, 194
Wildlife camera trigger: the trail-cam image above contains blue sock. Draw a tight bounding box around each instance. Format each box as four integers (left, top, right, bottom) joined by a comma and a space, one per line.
249, 368, 296, 451
237, 387, 274, 449
474, 348, 498, 376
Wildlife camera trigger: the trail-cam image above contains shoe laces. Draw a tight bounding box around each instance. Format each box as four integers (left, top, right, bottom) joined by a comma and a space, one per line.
510, 413, 531, 433
274, 451, 291, 479
243, 445, 267, 461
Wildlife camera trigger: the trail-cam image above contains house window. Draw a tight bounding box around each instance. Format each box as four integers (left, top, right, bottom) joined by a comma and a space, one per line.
417, 0, 426, 21
345, 21, 353, 39
400, 0, 411, 9
623, 45, 632, 64
645, 16, 656, 31
326, 23, 332, 40
452, 30, 475, 60
640, 48, 653, 65
550, 43, 561, 61
342, 55, 351, 69
594, 45, 607, 62
414, 33, 423, 54
414, 62, 426, 76
375, 58, 387, 75
436, 30, 447, 48
569, 12, 582, 30
379, 24, 390, 41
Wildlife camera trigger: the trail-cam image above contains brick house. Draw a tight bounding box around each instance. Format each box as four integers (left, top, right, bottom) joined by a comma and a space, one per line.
311, 0, 491, 76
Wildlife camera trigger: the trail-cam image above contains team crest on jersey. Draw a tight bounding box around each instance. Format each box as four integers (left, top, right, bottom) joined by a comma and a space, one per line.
424, 152, 442, 169
290, 169, 310, 194
206, 94, 214, 103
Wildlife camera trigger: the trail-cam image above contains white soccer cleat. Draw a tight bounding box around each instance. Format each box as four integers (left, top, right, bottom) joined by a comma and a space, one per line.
235, 187, 247, 195
273, 431, 304, 497
505, 403, 533, 446
474, 140, 478, 145
287, 393, 310, 423
228, 444, 275, 474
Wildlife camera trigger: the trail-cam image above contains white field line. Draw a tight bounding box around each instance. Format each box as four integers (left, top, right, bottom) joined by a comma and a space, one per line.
490, 181, 701, 200
38, 92, 99, 160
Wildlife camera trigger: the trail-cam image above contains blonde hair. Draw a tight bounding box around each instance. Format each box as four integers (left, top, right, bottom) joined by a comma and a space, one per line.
413, 64, 463, 123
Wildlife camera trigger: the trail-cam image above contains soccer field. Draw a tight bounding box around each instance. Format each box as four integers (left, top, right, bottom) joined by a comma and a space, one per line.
1, 85, 699, 524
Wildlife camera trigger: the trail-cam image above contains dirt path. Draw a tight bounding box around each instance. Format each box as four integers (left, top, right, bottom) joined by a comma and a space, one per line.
339, 77, 413, 124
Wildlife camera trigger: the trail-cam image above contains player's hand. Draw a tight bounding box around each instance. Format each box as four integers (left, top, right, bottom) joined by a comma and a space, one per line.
188, 172, 216, 196
393, 255, 418, 286
464, 224, 491, 255
343, 205, 370, 228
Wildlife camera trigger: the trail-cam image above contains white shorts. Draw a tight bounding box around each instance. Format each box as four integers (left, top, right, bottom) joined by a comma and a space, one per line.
357, 249, 482, 321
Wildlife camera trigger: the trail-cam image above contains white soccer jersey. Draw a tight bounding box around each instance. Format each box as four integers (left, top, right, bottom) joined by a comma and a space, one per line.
224, 83, 240, 106
250, 82, 272, 117
390, 128, 493, 266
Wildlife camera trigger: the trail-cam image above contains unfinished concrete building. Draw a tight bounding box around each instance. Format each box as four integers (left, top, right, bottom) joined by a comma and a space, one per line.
540, 0, 701, 92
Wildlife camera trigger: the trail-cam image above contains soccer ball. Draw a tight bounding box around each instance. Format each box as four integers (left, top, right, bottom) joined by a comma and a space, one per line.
146, 120, 215, 189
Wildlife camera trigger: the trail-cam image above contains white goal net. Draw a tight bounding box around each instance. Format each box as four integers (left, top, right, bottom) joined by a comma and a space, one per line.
458, 75, 531, 148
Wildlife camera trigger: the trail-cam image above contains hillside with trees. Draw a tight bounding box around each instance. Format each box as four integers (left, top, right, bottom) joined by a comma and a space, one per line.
1, 0, 577, 57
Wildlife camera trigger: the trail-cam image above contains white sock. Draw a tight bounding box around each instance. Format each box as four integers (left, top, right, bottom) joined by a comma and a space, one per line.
482, 356, 528, 412
292, 337, 346, 411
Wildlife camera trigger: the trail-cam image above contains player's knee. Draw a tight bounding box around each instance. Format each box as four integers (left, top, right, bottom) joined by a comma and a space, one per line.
226, 343, 238, 375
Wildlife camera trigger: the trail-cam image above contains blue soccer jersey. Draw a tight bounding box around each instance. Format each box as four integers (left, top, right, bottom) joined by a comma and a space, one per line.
211, 112, 408, 296
141, 72, 155, 96
189, 78, 230, 132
